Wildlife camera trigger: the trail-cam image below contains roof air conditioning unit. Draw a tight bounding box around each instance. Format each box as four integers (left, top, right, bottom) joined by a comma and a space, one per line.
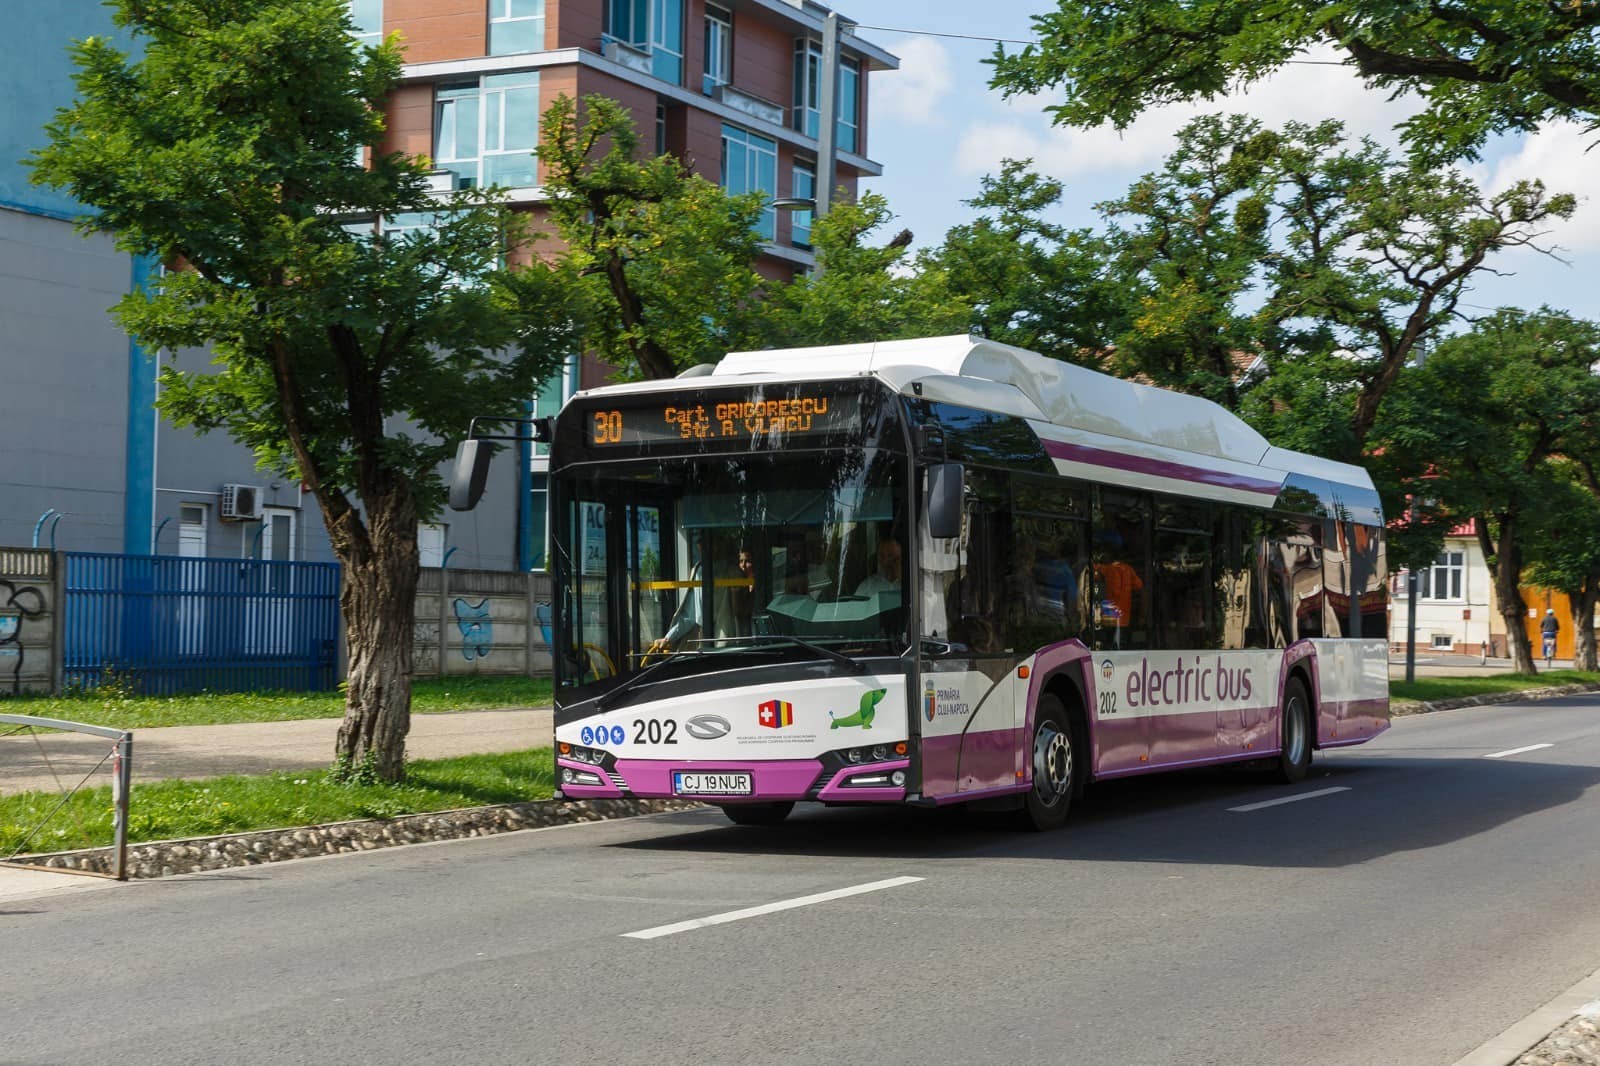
220, 484, 264, 521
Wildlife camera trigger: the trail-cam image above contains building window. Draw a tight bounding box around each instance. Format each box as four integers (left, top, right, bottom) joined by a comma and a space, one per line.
434, 72, 540, 190
703, 3, 731, 95
349, 0, 382, 47
721, 124, 777, 240
489, 0, 544, 55
791, 161, 815, 248
605, 0, 683, 85
1417, 551, 1464, 601
419, 524, 448, 568
792, 42, 859, 153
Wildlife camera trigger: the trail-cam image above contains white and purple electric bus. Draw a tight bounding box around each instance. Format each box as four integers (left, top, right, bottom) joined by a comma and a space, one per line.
457, 334, 1389, 829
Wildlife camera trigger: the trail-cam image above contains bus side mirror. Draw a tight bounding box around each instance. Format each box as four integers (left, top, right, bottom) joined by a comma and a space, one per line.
449, 439, 494, 511
927, 462, 964, 540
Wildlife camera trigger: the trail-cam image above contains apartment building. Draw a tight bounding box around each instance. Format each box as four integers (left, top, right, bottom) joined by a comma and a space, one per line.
360, 0, 897, 566
371, 0, 897, 291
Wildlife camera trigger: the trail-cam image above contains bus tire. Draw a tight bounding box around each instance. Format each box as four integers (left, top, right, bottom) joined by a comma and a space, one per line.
1275, 676, 1313, 784
719, 802, 794, 827
1020, 694, 1076, 831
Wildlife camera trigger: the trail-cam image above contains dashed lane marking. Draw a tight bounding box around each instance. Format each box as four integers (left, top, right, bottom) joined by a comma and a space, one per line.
1228, 786, 1351, 813
621, 876, 925, 940
1484, 743, 1554, 759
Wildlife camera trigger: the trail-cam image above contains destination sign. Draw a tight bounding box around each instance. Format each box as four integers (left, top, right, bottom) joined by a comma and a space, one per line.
587, 392, 862, 446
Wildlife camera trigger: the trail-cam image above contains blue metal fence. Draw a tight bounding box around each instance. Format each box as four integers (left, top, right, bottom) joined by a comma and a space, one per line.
62, 552, 341, 695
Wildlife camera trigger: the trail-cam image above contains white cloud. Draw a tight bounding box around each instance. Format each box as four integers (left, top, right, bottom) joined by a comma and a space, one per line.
869, 36, 953, 126
1473, 122, 1600, 252
950, 44, 1422, 181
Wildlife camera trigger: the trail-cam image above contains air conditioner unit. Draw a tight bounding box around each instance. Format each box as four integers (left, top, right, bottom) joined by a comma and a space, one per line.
220, 484, 264, 521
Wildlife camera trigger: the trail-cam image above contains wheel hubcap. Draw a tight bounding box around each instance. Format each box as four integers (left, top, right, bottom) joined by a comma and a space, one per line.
1033, 723, 1071, 806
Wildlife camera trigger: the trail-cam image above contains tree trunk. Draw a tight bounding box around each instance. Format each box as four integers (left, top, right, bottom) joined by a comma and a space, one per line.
330, 490, 420, 782
1574, 583, 1599, 672
1485, 520, 1537, 674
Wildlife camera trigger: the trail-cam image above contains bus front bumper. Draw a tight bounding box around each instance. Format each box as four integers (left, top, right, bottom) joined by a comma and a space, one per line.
555, 756, 911, 804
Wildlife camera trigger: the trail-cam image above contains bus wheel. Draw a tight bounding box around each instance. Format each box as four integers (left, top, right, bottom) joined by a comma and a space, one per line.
1021, 694, 1075, 831
1275, 676, 1313, 784
719, 802, 794, 827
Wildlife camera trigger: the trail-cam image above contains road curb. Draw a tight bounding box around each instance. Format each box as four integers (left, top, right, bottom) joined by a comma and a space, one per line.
7, 796, 704, 879
1452, 965, 1600, 1066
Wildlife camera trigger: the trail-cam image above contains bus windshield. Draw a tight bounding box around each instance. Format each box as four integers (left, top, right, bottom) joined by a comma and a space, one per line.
553, 448, 909, 695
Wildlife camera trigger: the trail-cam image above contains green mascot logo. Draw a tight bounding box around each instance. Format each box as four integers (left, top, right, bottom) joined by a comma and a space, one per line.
829, 688, 886, 730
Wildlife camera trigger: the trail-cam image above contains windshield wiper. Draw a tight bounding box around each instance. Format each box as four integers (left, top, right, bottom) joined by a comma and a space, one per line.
595, 650, 695, 710
707, 635, 866, 673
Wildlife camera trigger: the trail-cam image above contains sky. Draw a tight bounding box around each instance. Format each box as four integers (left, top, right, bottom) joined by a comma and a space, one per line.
854, 1, 1599, 324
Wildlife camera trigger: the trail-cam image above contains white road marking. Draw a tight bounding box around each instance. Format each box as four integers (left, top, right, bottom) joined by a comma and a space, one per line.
1484, 743, 1554, 759
621, 875, 924, 940
1228, 786, 1351, 813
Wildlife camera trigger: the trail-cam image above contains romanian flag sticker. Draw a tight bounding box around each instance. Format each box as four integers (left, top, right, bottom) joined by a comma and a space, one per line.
758, 699, 794, 729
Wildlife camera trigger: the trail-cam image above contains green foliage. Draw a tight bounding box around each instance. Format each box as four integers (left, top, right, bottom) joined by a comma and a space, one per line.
990, 1, 1600, 162
0, 750, 557, 855
761, 193, 972, 348
1523, 463, 1600, 597
537, 94, 768, 380
921, 160, 1122, 365
1389, 671, 1600, 706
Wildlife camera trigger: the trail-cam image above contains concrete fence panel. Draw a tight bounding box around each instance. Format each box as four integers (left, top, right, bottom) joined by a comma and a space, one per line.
414, 567, 553, 678
0, 548, 57, 696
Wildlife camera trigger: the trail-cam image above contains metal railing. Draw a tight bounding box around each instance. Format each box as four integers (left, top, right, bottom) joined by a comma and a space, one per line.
0, 714, 133, 880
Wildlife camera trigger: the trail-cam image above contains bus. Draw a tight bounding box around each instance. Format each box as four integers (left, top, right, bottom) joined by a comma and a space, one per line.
452, 334, 1390, 830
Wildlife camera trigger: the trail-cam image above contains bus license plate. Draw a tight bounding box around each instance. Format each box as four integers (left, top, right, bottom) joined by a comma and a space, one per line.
673, 771, 753, 796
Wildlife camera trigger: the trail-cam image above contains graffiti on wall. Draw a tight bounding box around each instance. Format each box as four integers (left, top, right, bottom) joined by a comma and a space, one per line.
454, 598, 493, 661
0, 580, 46, 695
413, 620, 439, 674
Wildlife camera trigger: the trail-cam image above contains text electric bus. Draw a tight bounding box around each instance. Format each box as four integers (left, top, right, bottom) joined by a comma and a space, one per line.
453, 335, 1389, 830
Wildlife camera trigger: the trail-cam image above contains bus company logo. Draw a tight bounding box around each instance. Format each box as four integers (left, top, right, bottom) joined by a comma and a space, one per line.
758, 700, 795, 729
685, 714, 731, 740
1100, 659, 1114, 681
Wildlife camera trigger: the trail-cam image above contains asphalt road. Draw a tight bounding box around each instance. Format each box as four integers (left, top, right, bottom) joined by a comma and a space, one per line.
5, 697, 1600, 1066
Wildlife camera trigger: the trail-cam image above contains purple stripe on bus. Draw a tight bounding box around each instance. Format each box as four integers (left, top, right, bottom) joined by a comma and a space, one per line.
1040, 438, 1282, 495
921, 730, 1023, 797
611, 758, 823, 802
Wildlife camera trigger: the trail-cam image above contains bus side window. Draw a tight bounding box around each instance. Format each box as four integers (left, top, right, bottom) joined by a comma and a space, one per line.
1091, 489, 1152, 651
1153, 498, 1211, 650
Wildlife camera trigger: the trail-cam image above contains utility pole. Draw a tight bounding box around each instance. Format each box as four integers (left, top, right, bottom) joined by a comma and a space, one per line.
815, 10, 840, 222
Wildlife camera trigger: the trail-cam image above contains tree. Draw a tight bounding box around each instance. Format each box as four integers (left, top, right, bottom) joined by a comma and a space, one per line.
989, 2, 1600, 161
1523, 466, 1600, 671
760, 192, 972, 349
1379, 310, 1600, 672
31, 0, 575, 780
1074, 115, 1572, 459
921, 160, 1122, 365
537, 94, 769, 380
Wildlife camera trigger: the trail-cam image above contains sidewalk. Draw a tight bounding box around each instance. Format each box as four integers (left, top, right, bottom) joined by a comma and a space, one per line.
0, 707, 553, 795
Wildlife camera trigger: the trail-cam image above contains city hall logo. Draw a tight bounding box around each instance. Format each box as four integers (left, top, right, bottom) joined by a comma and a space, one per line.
1100, 659, 1114, 681
758, 699, 794, 729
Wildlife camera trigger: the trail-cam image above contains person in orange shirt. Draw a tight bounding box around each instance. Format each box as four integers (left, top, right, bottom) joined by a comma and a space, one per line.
1095, 559, 1144, 632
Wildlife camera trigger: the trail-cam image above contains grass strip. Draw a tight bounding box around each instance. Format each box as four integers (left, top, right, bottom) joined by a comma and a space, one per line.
0, 675, 552, 730
1388, 669, 1600, 705
1, 748, 555, 856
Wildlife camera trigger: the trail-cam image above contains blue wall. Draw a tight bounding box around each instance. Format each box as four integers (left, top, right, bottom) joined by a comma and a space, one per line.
1, 2, 120, 219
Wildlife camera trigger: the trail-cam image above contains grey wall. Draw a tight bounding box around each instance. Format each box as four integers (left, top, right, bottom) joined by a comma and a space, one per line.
0, 547, 56, 696
1, 208, 133, 553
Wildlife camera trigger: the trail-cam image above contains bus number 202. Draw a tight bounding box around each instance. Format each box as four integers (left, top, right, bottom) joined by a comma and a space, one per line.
1097, 691, 1118, 716
633, 718, 678, 744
